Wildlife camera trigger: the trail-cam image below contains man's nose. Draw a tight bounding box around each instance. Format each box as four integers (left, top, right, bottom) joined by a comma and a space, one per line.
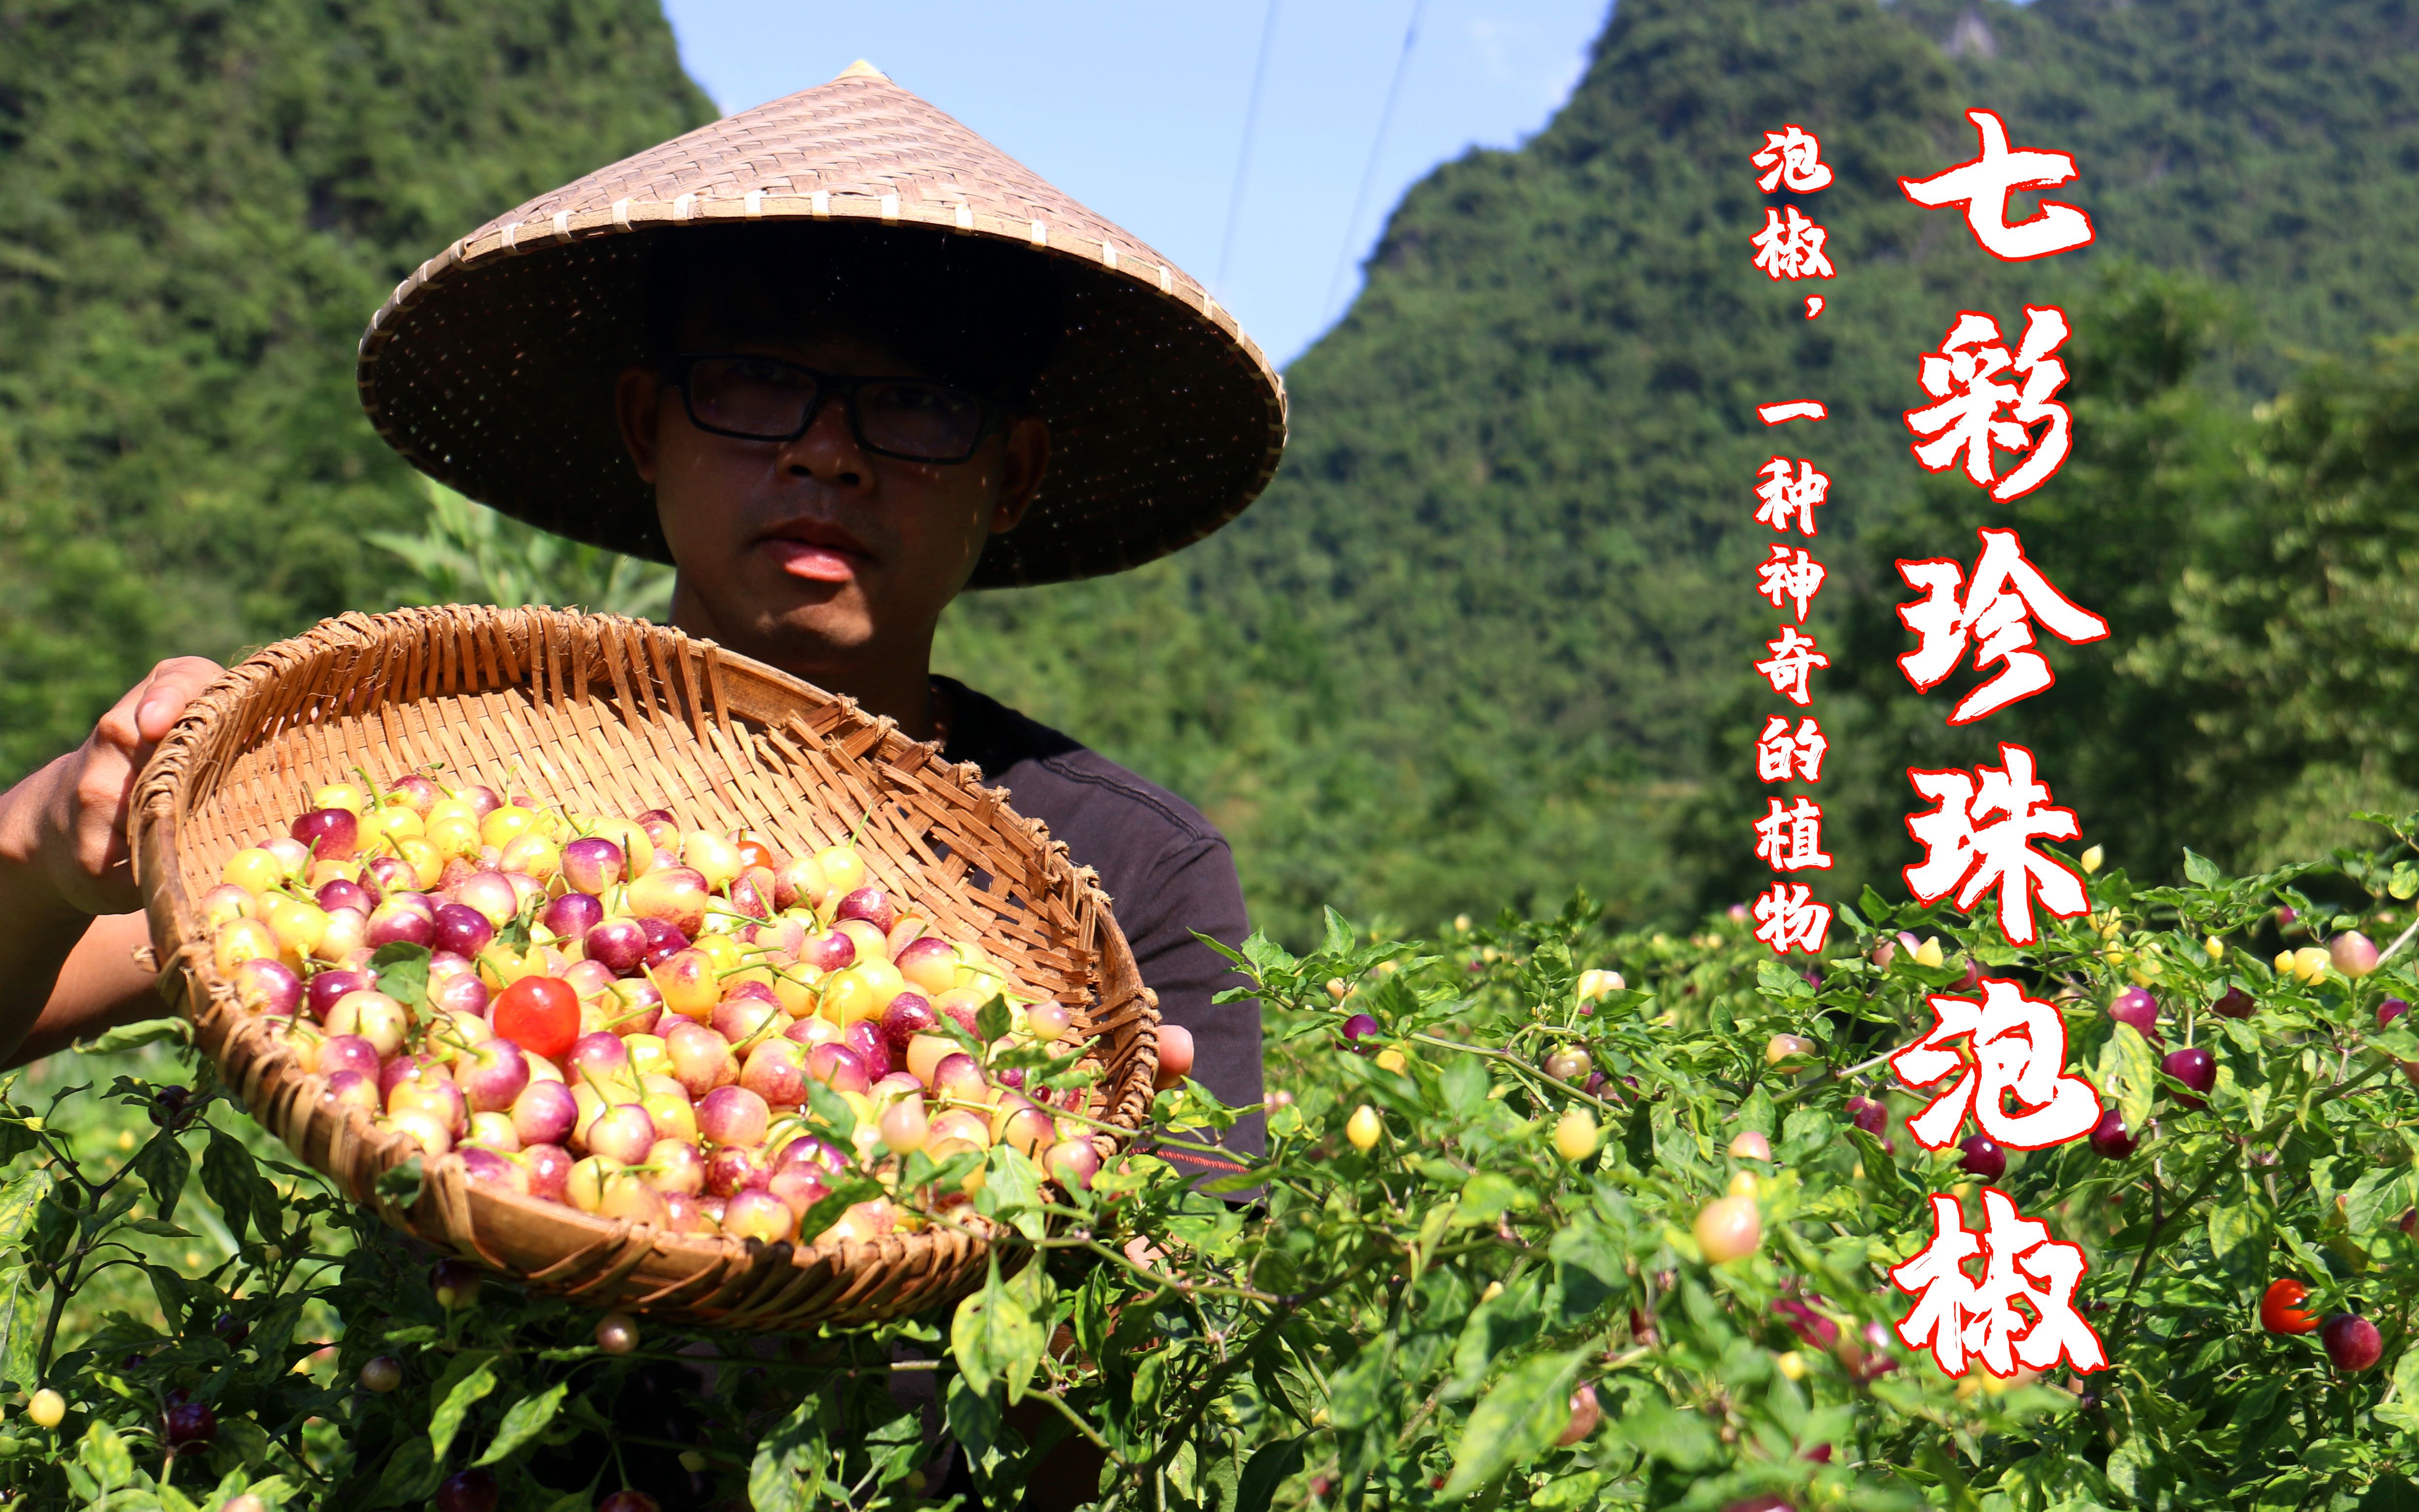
778, 392, 870, 489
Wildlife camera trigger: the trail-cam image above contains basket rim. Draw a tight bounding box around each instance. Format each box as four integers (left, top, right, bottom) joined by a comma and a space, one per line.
128, 605, 1157, 1322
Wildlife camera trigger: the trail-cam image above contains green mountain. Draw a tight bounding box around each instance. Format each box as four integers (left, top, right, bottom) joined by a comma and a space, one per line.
940, 0, 2419, 940
0, 0, 712, 776
9, 0, 2419, 949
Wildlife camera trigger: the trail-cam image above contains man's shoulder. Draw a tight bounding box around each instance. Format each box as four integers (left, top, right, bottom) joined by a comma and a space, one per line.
936, 678, 1228, 865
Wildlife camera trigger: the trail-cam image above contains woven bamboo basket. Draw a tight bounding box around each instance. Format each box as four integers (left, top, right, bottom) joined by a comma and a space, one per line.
128, 605, 1158, 1329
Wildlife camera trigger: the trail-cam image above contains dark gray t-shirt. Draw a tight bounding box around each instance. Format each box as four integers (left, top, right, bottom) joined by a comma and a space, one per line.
934, 676, 1265, 1173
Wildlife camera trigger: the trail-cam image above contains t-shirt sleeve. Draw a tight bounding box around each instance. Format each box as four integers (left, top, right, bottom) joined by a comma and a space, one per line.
1111, 834, 1266, 1169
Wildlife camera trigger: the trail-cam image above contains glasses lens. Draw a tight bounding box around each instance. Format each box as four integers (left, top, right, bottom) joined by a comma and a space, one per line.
856, 379, 987, 461
686, 357, 818, 439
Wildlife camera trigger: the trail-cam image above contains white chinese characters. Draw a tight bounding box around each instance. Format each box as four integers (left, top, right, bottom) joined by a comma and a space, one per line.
1897, 528, 2108, 723
1889, 978, 2103, 1149
1756, 717, 1827, 783
1756, 627, 1830, 708
1897, 109, 2095, 262
1752, 883, 1832, 954
1754, 797, 1832, 873
1752, 206, 1834, 282
1753, 124, 1834, 193
1755, 457, 1830, 535
1905, 744, 2089, 946
1759, 546, 1827, 622
1746, 124, 1836, 955
1904, 307, 2074, 502
1892, 1190, 2106, 1378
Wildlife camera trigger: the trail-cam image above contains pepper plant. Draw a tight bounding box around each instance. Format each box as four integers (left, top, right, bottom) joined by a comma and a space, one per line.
11, 823, 2419, 1510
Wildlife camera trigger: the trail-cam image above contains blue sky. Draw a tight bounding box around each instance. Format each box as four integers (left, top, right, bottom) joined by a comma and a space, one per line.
660, 1, 1611, 367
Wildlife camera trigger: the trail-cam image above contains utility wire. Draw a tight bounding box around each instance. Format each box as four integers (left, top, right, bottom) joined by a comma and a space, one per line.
1217, 0, 1283, 293
1321, 0, 1427, 326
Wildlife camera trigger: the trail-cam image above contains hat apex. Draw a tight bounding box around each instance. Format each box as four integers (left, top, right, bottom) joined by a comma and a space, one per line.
834, 59, 889, 82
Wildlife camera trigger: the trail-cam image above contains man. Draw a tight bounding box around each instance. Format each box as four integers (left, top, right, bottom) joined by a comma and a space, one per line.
0, 63, 1284, 1175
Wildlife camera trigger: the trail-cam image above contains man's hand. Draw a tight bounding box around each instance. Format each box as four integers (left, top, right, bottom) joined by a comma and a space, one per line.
1, 657, 224, 918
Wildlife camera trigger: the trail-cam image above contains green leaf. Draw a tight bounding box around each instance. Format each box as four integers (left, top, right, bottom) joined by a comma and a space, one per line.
2347, 1167, 2414, 1234
975, 993, 1013, 1043
945, 1373, 1026, 1491
1605, 1394, 1716, 1470
1237, 1436, 1306, 1512
803, 1080, 857, 1144
2184, 850, 2221, 887
133, 1135, 190, 1226
77, 1422, 135, 1492
2098, 1023, 2160, 1134
951, 1259, 1044, 1401
372, 1435, 439, 1507
1448, 1276, 1543, 1401
227, 1475, 298, 1510
472, 1383, 567, 1468
143, 1264, 189, 1331
2391, 863, 2419, 902
1455, 1172, 1527, 1227
1845, 1129, 1904, 1200
974, 1145, 1045, 1241
2392, 1348, 2419, 1416
430, 1358, 498, 1466
0, 1269, 40, 1392
0, 1169, 55, 1249
790, 1174, 882, 1250
1547, 1218, 1625, 1322
371, 942, 433, 1009
1777, 1108, 1834, 1166
71, 1016, 189, 1055
375, 1155, 426, 1210
1757, 960, 1815, 1001
1438, 1346, 1586, 1499
1531, 1471, 1604, 1510
748, 1397, 828, 1512
2206, 1202, 2264, 1276
119, 1219, 194, 1239
1440, 1056, 1491, 1119
2371, 1025, 2419, 1061
1328, 1342, 1395, 1430
1239, 931, 1297, 979
201, 1126, 280, 1239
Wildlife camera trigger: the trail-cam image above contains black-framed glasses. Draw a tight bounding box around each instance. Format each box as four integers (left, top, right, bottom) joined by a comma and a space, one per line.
664, 352, 1003, 464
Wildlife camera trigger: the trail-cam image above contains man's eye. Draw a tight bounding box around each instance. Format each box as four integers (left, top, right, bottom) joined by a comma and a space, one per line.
878, 383, 954, 413
729, 360, 798, 385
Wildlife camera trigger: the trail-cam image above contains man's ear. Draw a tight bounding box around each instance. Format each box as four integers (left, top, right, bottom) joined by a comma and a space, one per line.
614, 366, 665, 484
990, 415, 1050, 535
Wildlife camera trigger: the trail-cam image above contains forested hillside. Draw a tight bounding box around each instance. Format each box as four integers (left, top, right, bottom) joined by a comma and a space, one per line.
0, 0, 712, 776
8, 0, 2419, 947
938, 0, 2419, 938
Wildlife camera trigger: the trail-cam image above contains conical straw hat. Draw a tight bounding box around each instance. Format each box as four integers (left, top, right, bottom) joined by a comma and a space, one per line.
357, 63, 1287, 588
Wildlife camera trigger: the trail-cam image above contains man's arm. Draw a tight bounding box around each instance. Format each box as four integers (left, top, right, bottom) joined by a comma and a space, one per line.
0, 658, 224, 1067
9, 915, 166, 1067
1111, 834, 1266, 1168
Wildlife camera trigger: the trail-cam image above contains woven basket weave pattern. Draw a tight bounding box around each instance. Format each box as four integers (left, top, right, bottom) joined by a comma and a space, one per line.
130, 606, 1156, 1329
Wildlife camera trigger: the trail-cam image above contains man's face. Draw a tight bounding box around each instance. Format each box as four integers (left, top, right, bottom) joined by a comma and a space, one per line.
614, 308, 1048, 686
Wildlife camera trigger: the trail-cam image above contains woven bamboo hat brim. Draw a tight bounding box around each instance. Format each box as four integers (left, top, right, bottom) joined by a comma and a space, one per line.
357, 63, 1288, 588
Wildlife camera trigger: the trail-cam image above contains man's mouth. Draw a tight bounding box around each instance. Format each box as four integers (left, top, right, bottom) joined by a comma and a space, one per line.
759, 523, 873, 584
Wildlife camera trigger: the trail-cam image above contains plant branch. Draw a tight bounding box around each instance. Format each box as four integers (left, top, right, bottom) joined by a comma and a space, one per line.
1404, 1033, 1622, 1114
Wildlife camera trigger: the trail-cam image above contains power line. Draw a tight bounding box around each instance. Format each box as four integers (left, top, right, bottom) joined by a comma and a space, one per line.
1217, 0, 1283, 293
1321, 0, 1427, 327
